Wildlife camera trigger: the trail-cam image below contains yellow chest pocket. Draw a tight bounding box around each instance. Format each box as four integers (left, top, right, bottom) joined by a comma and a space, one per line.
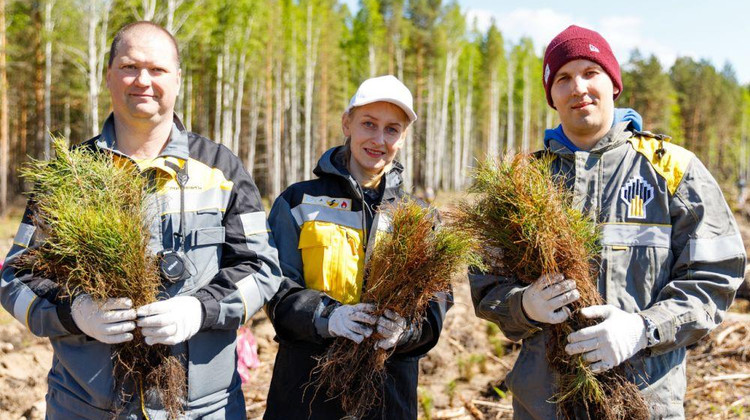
298, 221, 365, 304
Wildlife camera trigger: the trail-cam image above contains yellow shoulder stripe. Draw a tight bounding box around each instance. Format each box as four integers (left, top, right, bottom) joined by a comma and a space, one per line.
627, 136, 694, 195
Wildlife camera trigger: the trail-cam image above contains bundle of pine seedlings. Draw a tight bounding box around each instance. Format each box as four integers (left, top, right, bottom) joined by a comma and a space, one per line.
452, 154, 648, 420
311, 198, 478, 418
17, 139, 185, 418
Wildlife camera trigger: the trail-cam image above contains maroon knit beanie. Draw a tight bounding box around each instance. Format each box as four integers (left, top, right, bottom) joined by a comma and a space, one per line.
542, 25, 622, 108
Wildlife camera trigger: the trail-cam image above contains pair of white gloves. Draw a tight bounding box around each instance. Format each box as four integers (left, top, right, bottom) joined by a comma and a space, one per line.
71, 294, 202, 346
327, 303, 410, 350
521, 273, 649, 373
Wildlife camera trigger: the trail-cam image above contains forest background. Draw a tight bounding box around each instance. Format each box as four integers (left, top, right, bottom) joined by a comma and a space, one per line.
1, 0, 749, 215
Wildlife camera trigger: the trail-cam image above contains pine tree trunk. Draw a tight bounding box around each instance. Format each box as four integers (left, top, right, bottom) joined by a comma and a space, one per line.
461, 58, 474, 190
264, 23, 274, 194
414, 47, 424, 189
233, 50, 247, 155
425, 73, 435, 190
303, 2, 318, 180
221, 46, 235, 149
289, 29, 300, 182
317, 47, 327, 160
246, 78, 260, 173
506, 57, 515, 153
43, 0, 53, 158
33, 4, 44, 158
521, 58, 530, 152
0, 0, 7, 215
185, 69, 192, 131
272, 61, 282, 198
86, 0, 109, 137
214, 52, 223, 143
283, 70, 292, 186
140, 0, 156, 21
435, 54, 454, 190
63, 96, 70, 140
397, 46, 412, 190
368, 43, 376, 78
451, 63, 461, 190
488, 71, 499, 158
166, 0, 176, 33
87, 1, 99, 136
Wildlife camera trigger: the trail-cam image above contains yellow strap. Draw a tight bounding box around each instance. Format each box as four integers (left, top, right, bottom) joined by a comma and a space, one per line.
139, 377, 151, 420
627, 136, 694, 195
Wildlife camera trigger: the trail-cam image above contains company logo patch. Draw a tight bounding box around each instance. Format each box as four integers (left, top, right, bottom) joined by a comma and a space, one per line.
544, 64, 551, 85
620, 176, 654, 219
302, 194, 352, 211
589, 43, 600, 53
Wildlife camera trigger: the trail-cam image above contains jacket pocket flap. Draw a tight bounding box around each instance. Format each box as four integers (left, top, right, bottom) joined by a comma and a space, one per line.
298, 223, 332, 248
190, 227, 225, 247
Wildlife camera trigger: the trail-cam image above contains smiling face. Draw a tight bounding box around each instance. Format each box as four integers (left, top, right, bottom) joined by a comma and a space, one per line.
106, 30, 181, 127
342, 101, 409, 181
550, 59, 619, 150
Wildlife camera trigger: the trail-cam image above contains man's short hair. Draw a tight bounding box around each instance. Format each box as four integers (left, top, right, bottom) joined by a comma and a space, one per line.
108, 21, 180, 68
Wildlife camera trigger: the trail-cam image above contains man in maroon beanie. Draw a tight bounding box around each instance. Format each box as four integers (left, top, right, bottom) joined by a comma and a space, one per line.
471, 25, 745, 419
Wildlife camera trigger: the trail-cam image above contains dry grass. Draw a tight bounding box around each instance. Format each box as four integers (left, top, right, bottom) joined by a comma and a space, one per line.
451, 155, 648, 420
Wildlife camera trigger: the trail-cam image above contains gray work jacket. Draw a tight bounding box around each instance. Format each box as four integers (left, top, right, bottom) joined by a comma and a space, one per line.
470, 123, 746, 419
0, 114, 283, 419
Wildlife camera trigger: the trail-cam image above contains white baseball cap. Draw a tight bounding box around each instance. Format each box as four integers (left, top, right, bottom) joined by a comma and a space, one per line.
346, 75, 417, 123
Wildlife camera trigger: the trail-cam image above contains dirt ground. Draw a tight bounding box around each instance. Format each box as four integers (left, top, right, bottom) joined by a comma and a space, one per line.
0, 209, 748, 420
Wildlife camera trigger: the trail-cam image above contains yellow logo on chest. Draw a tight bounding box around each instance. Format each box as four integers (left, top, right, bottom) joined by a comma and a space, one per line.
620, 175, 654, 219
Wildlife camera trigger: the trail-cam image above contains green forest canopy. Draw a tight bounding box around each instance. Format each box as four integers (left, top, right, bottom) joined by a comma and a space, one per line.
1, 0, 749, 208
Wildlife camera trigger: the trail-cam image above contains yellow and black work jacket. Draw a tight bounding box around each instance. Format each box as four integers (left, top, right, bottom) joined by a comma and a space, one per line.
0, 114, 283, 419
264, 146, 452, 420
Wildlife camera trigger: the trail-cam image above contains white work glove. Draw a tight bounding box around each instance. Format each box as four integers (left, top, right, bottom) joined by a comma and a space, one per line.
521, 273, 580, 324
71, 294, 136, 344
375, 309, 409, 350
565, 305, 647, 373
136, 296, 203, 346
328, 303, 377, 344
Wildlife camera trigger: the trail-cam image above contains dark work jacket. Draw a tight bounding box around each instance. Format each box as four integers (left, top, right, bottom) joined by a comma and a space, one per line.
264, 146, 453, 420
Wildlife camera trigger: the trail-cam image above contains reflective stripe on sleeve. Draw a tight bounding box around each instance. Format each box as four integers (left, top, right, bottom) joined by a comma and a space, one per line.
689, 233, 745, 263
13, 223, 35, 248
291, 203, 363, 230
235, 275, 261, 324
239, 211, 270, 236
600, 223, 671, 248
12, 286, 38, 328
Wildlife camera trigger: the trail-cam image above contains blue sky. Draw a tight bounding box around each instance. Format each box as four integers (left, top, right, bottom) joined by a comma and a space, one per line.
344, 0, 750, 84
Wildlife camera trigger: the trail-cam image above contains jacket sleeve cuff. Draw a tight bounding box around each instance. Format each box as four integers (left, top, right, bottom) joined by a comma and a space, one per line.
638, 305, 677, 355
56, 299, 83, 335
313, 299, 340, 339
509, 286, 542, 337
195, 292, 219, 330
397, 318, 420, 346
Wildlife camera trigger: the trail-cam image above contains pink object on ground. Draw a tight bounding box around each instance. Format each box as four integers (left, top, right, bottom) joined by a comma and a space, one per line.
236, 326, 261, 384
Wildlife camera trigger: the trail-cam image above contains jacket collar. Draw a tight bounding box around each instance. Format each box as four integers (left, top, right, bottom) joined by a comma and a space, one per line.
546, 121, 632, 156
95, 113, 190, 161
313, 146, 404, 200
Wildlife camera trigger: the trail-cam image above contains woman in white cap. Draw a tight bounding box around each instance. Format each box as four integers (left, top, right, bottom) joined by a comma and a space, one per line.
263, 75, 451, 419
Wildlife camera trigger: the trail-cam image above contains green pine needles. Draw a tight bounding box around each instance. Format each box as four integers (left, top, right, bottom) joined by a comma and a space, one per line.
311, 198, 479, 419
453, 155, 648, 420
18, 138, 185, 418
